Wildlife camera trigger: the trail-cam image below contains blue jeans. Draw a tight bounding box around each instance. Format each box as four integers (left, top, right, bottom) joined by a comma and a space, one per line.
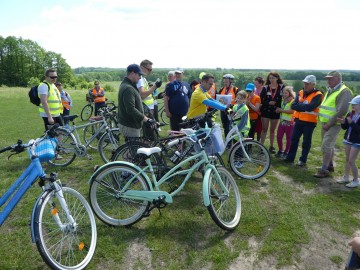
286, 120, 316, 163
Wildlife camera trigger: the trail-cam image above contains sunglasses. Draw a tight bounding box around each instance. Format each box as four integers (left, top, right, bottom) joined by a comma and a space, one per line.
49, 76, 58, 79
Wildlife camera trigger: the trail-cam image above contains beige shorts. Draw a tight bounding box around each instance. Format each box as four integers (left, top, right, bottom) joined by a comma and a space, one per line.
321, 124, 341, 154
119, 124, 141, 138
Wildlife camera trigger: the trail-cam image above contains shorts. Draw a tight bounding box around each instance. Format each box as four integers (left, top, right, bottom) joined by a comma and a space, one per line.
119, 123, 141, 138
343, 140, 360, 149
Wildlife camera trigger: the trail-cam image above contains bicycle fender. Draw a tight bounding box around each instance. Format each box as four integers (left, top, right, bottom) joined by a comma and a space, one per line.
202, 168, 213, 207
88, 161, 152, 188
30, 190, 50, 243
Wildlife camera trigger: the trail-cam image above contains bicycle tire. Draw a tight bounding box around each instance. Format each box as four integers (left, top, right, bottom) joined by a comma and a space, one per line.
48, 128, 76, 167
89, 163, 150, 226
205, 166, 241, 231
81, 104, 93, 121
111, 140, 164, 178
229, 140, 271, 180
98, 128, 121, 163
83, 123, 101, 150
160, 107, 168, 125
34, 187, 97, 270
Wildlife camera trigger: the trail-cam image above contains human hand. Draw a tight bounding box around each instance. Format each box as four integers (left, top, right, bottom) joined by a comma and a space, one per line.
336, 117, 345, 124
145, 118, 156, 128
275, 107, 281, 113
269, 101, 276, 106
347, 116, 353, 124
155, 78, 162, 88
349, 237, 360, 256
166, 111, 172, 118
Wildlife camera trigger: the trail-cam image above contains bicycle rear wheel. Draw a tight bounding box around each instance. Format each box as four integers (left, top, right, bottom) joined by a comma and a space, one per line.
111, 140, 163, 178
98, 128, 121, 163
89, 163, 150, 226
229, 140, 271, 180
34, 187, 97, 270
81, 104, 93, 121
160, 107, 168, 125
205, 166, 241, 231
48, 128, 76, 167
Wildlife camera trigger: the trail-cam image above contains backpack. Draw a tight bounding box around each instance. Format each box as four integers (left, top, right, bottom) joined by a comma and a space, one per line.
29, 82, 50, 106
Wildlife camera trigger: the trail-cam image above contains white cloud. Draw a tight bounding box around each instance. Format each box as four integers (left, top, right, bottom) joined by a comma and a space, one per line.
2, 0, 359, 69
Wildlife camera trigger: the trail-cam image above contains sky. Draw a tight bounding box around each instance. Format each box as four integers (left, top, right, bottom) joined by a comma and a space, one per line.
1, 0, 360, 70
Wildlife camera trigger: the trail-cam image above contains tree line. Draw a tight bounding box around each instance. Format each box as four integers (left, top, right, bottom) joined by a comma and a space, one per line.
1, 36, 360, 94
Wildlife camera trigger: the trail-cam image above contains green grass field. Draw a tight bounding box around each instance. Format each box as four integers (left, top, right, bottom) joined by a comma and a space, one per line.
0, 86, 359, 269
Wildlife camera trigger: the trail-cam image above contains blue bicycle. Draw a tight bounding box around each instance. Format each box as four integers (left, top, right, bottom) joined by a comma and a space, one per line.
0, 126, 97, 270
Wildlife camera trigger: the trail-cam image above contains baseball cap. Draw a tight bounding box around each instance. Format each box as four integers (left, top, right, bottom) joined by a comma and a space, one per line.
349, 95, 360, 105
245, 83, 255, 91
126, 64, 145, 76
325, 70, 341, 78
174, 67, 184, 74
302, 75, 316, 83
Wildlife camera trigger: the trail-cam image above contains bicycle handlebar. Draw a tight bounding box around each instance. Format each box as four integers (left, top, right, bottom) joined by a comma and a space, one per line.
0, 124, 59, 156
178, 109, 218, 129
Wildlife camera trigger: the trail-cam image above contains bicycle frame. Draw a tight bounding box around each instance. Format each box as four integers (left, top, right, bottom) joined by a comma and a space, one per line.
0, 158, 44, 226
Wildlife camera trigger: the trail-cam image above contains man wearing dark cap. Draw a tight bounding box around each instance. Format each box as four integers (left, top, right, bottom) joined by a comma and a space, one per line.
118, 64, 155, 138
314, 70, 353, 178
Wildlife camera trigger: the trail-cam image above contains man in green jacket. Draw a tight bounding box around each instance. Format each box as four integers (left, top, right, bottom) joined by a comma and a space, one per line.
118, 64, 155, 138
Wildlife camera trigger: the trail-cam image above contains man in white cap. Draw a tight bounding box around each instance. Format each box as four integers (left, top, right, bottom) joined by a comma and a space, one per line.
283, 75, 323, 167
314, 70, 353, 178
164, 68, 191, 131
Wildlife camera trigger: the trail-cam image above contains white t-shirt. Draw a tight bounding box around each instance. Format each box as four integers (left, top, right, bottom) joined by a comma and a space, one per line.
137, 76, 154, 110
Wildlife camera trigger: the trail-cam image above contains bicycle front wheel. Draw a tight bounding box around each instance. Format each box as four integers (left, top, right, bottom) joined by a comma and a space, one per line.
229, 140, 271, 180
89, 163, 151, 226
48, 128, 76, 167
98, 128, 121, 163
34, 187, 97, 270
206, 166, 241, 231
81, 104, 93, 121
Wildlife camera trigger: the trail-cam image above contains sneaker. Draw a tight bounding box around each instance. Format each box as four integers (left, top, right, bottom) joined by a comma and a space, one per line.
313, 169, 330, 178
297, 161, 307, 167
336, 176, 350, 184
327, 165, 335, 172
269, 146, 276, 154
234, 161, 244, 169
55, 154, 63, 160
346, 180, 360, 188
275, 151, 284, 158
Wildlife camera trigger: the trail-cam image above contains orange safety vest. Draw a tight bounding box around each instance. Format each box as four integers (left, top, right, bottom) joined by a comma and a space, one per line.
293, 89, 322, 123
92, 88, 106, 103
62, 99, 71, 109
207, 83, 216, 99
219, 85, 238, 105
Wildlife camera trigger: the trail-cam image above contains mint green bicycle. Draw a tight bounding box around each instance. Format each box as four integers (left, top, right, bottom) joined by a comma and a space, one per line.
88, 127, 241, 231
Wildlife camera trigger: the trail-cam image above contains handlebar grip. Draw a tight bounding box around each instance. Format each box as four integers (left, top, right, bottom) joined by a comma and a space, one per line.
167, 139, 180, 147
0, 146, 12, 154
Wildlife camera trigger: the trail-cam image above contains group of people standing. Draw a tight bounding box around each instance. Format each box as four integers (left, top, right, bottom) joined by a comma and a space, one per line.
36, 66, 359, 188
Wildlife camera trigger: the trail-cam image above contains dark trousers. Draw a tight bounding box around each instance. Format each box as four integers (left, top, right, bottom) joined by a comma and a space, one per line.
248, 118, 259, 140
170, 114, 184, 131
286, 120, 316, 163
94, 102, 106, 116
220, 111, 231, 138
42, 116, 63, 131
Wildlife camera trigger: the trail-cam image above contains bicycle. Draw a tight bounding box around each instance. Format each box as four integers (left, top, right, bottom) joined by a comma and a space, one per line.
50, 108, 121, 166
89, 126, 241, 231
0, 125, 97, 270
110, 120, 225, 179
220, 111, 271, 180
80, 94, 116, 121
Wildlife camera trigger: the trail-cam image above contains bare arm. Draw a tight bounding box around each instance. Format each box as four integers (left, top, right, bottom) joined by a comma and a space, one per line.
139, 85, 157, 99
40, 94, 54, 124
164, 96, 171, 118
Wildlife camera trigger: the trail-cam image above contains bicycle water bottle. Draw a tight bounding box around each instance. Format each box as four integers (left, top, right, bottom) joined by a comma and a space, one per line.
170, 151, 181, 163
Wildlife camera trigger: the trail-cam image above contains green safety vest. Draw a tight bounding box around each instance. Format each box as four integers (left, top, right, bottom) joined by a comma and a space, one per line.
142, 77, 155, 106
280, 100, 294, 121
318, 84, 352, 123
233, 104, 250, 135
38, 82, 62, 116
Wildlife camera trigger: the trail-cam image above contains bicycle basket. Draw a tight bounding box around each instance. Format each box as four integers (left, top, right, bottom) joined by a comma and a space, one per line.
193, 124, 224, 155
29, 138, 58, 162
